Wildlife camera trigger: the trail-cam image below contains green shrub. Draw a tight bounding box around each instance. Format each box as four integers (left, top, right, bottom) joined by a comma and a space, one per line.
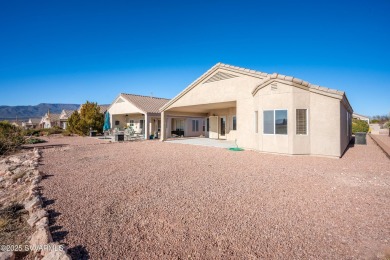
352, 119, 369, 133
68, 111, 83, 135
47, 127, 63, 135
0, 122, 25, 155
25, 138, 46, 144
62, 131, 72, 136
23, 129, 41, 137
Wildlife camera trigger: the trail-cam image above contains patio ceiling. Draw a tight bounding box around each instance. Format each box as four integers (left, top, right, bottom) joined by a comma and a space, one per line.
167, 101, 236, 113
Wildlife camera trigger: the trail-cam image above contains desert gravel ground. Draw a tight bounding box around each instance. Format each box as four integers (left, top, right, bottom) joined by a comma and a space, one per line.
39, 136, 390, 259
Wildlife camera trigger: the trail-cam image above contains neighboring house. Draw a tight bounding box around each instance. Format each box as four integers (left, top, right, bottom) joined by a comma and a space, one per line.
22, 118, 41, 129
10, 121, 22, 128
77, 104, 110, 114
59, 110, 76, 129
59, 104, 108, 130
107, 93, 170, 139
98, 105, 109, 114
352, 113, 370, 124
160, 63, 353, 157
39, 111, 61, 129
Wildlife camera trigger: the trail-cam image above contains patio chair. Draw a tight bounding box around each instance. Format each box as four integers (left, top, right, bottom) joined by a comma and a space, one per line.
124, 128, 131, 141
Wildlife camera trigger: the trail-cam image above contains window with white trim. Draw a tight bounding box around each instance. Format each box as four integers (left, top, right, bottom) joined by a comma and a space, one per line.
129, 120, 134, 127
296, 109, 308, 135
263, 110, 288, 135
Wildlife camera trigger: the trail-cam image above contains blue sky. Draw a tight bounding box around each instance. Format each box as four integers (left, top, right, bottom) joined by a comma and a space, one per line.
0, 0, 389, 116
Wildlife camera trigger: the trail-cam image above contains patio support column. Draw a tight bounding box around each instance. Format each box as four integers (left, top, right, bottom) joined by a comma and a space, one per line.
161, 111, 166, 141
144, 113, 150, 140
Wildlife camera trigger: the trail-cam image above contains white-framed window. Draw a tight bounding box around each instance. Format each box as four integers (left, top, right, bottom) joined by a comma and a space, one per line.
254, 111, 258, 133
232, 115, 237, 130
263, 110, 288, 135
129, 120, 134, 127
192, 120, 199, 132
296, 109, 308, 135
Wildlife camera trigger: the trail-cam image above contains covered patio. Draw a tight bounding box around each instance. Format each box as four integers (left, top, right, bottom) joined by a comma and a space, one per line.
106, 93, 169, 140
161, 101, 237, 141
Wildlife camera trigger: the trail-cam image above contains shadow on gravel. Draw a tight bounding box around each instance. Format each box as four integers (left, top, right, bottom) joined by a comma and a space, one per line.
42, 174, 54, 180
44, 200, 91, 259
47, 209, 61, 226
51, 228, 69, 242
41, 196, 55, 207
47, 209, 68, 241
68, 245, 90, 260
341, 136, 355, 158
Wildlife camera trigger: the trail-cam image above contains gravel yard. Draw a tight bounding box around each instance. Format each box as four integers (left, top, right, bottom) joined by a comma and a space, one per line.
39, 136, 390, 259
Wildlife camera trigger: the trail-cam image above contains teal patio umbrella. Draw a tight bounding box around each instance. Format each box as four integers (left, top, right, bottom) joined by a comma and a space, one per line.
103, 112, 111, 132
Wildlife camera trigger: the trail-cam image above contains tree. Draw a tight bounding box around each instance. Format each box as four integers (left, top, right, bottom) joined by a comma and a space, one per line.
0, 121, 25, 155
67, 102, 104, 136
79, 102, 104, 135
67, 110, 82, 135
352, 119, 369, 133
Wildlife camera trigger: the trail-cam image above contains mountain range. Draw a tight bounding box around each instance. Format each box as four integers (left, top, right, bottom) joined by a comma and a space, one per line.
0, 103, 80, 120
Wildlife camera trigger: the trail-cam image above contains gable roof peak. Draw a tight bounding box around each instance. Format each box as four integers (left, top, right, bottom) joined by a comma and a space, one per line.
120, 92, 169, 101
116, 93, 170, 114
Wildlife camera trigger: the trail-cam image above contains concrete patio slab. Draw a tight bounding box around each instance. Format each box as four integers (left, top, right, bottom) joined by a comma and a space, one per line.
166, 137, 236, 149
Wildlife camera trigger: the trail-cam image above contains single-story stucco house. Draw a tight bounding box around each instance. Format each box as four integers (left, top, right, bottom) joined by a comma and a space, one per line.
40, 111, 61, 129
22, 118, 41, 129
59, 109, 76, 129
107, 93, 169, 139
352, 113, 370, 124
160, 63, 353, 157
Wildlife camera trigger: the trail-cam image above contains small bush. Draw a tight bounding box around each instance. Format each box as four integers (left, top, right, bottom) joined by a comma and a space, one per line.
0, 203, 24, 232
0, 122, 25, 155
25, 138, 46, 144
23, 129, 40, 137
352, 119, 369, 133
62, 131, 72, 136
47, 127, 63, 135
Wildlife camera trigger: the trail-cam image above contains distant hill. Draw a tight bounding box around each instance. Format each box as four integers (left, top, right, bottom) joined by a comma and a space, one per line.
0, 103, 80, 121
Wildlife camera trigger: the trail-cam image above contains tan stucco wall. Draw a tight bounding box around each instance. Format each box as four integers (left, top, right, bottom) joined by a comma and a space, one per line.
254, 81, 293, 154
108, 96, 143, 115
168, 69, 262, 109
309, 92, 341, 157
